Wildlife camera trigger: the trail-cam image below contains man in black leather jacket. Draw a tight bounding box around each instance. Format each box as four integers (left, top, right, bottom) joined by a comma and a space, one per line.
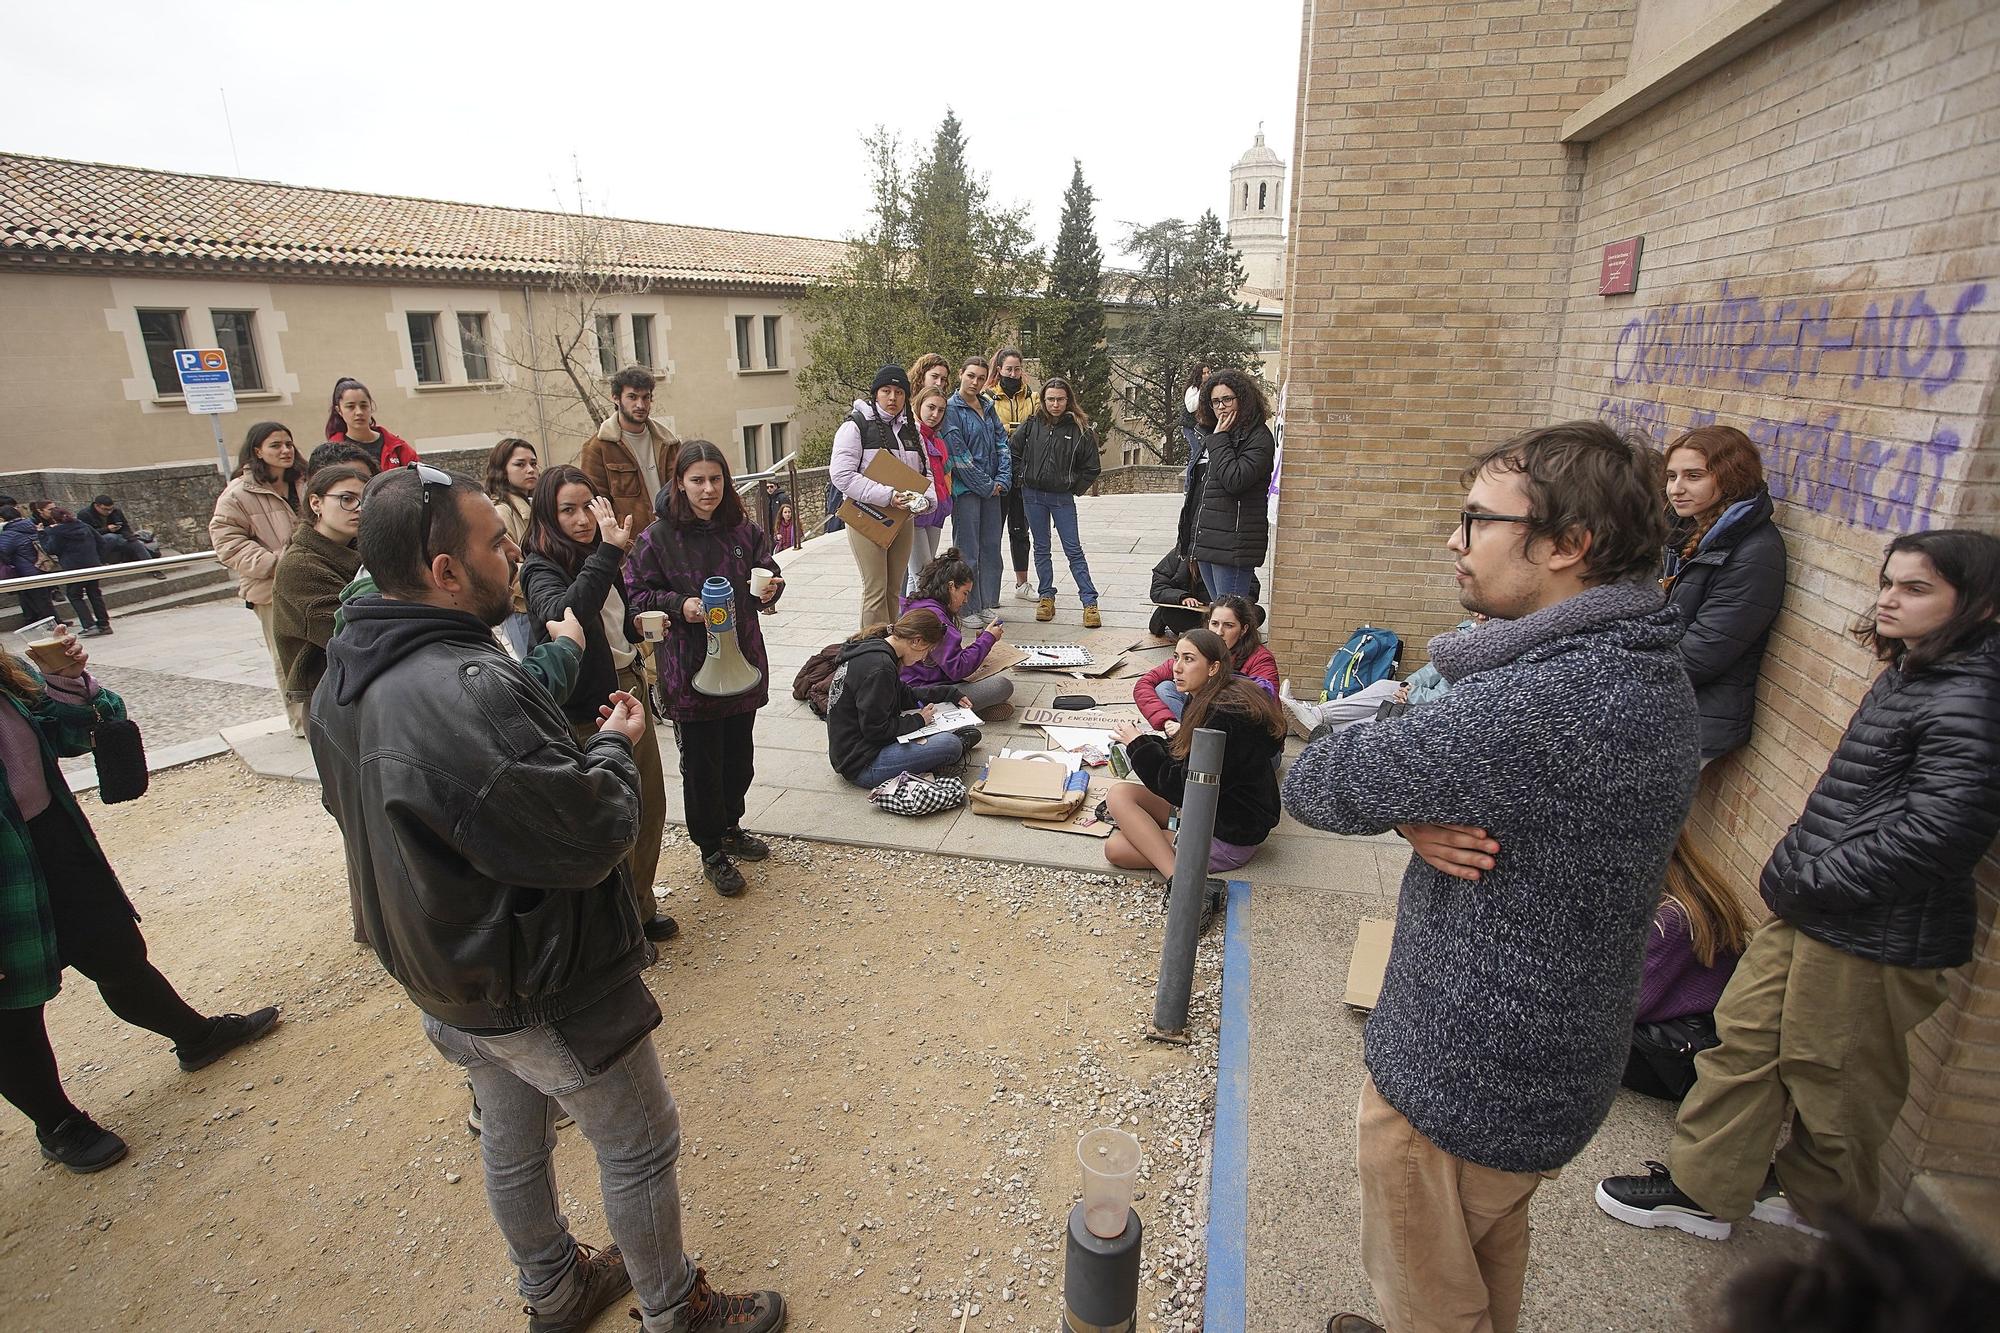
311, 466, 785, 1333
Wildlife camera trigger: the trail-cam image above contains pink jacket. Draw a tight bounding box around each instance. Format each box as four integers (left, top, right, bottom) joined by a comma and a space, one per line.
1133, 644, 1280, 728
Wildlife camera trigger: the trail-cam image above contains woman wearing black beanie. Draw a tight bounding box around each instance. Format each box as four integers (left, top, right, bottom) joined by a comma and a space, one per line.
830, 365, 930, 628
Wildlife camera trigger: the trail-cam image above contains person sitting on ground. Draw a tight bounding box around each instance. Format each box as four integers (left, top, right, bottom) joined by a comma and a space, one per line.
826, 608, 978, 789
304, 440, 379, 478
1107, 628, 1285, 879
325, 376, 419, 471
1133, 595, 1276, 732
0, 626, 279, 1174
1147, 548, 1215, 639
38, 506, 111, 638
271, 465, 368, 726
1623, 839, 1750, 1102
899, 547, 1014, 720
1277, 616, 1483, 738
80, 495, 156, 564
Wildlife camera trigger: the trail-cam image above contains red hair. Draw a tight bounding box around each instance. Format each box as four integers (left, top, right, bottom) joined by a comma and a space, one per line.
1666, 425, 1765, 559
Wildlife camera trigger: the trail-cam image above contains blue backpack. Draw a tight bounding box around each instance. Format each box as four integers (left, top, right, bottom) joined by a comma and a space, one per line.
1320, 626, 1402, 702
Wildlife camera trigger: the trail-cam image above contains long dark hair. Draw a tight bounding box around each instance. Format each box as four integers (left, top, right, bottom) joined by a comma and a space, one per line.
525, 464, 601, 577
912, 547, 976, 625
237, 421, 305, 499
484, 437, 537, 503
1196, 369, 1268, 433
326, 376, 374, 440
1171, 628, 1285, 760
1039, 376, 1089, 430
1853, 529, 2000, 675
664, 440, 747, 529
1208, 594, 1263, 669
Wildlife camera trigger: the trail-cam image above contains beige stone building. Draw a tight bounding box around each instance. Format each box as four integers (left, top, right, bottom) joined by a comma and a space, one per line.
0, 153, 842, 476
1278, 0, 1998, 1237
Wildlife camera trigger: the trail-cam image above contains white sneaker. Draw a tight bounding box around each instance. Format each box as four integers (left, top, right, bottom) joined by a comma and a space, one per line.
1012, 581, 1035, 603
1750, 1187, 1827, 1238
1276, 678, 1320, 740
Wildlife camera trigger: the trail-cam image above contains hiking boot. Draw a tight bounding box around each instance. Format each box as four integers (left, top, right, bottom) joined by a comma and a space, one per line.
527, 1242, 631, 1333
702, 852, 746, 898
1082, 606, 1102, 629
1750, 1168, 1826, 1238
649, 1266, 786, 1332
644, 916, 681, 943
719, 830, 770, 862
37, 1113, 127, 1174
176, 1006, 281, 1072
1036, 596, 1055, 622
1595, 1161, 1731, 1240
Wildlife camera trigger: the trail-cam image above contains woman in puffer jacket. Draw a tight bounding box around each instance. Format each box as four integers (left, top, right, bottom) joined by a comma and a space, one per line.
1184, 369, 1275, 601
1599, 529, 2000, 1244
1662, 425, 1787, 764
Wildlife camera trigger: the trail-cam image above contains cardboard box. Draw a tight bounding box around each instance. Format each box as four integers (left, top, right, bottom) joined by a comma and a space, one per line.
982, 755, 1070, 801
1344, 917, 1395, 1010
836, 450, 933, 550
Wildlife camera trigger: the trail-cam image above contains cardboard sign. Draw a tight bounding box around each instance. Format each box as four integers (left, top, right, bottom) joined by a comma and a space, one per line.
1344, 917, 1395, 1010
1024, 780, 1116, 838
1019, 707, 1137, 729
836, 450, 933, 549
966, 640, 1029, 683
983, 755, 1070, 801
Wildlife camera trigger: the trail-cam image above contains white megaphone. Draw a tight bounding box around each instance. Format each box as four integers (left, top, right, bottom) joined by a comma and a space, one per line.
692, 576, 764, 697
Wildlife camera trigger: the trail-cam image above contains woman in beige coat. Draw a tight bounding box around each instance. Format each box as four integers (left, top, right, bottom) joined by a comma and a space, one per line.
209, 421, 308, 734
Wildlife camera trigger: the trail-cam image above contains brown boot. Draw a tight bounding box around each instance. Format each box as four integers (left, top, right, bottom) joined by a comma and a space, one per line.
527, 1242, 630, 1333
1036, 596, 1055, 622
652, 1266, 786, 1332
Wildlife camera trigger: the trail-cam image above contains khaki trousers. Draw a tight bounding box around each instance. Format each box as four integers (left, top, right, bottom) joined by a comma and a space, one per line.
1357, 1075, 1545, 1333
1669, 918, 1948, 1224
569, 663, 665, 925
251, 600, 307, 737
848, 520, 916, 631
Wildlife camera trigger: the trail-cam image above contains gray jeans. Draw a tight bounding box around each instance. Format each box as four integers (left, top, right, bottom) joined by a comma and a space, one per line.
423, 1014, 695, 1330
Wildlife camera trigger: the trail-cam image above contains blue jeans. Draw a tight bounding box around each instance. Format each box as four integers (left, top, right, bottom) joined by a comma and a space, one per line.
847, 731, 965, 789
423, 1013, 696, 1331
1156, 679, 1189, 719
1024, 488, 1098, 605
1200, 560, 1256, 599
952, 492, 1006, 612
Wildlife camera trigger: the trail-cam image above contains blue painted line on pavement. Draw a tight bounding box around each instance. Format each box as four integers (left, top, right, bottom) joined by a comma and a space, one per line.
1203, 876, 1252, 1333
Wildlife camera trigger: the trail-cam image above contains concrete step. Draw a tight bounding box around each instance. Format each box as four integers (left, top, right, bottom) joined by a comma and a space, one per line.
2, 557, 234, 632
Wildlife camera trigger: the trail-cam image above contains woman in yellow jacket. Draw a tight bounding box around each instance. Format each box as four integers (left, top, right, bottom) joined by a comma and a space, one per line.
208, 421, 307, 735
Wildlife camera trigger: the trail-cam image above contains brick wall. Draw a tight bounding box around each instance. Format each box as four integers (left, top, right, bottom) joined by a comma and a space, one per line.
1282, 0, 2000, 1216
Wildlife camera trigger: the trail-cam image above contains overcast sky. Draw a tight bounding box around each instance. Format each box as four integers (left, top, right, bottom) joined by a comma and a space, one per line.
3, 0, 1301, 258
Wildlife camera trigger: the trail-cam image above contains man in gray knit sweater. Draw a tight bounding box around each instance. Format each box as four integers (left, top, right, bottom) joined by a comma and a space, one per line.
1283, 421, 1699, 1333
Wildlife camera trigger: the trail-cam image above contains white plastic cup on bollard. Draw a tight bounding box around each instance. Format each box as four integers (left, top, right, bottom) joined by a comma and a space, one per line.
1077, 1127, 1142, 1239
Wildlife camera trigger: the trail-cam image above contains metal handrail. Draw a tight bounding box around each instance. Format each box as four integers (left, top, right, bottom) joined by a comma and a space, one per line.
0, 550, 220, 595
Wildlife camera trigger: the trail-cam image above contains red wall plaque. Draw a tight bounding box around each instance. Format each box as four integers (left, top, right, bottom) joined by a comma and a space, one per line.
1600, 237, 1643, 295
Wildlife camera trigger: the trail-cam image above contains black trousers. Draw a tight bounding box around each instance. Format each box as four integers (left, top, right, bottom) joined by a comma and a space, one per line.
0, 809, 209, 1134
1003, 488, 1029, 574
13, 588, 61, 626
673, 712, 756, 856
62, 581, 107, 629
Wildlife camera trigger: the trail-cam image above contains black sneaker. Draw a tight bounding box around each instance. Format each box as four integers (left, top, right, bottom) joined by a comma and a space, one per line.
528, 1242, 631, 1333
719, 830, 770, 862
701, 852, 746, 898
652, 1265, 786, 1332
1595, 1161, 1732, 1240
175, 1006, 281, 1072
644, 916, 681, 943
952, 726, 984, 749
37, 1114, 127, 1174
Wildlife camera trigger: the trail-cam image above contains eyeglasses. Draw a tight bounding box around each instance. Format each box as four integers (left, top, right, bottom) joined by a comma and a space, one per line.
1209, 392, 1238, 406
1459, 510, 1536, 547
405, 461, 453, 558
327, 491, 364, 511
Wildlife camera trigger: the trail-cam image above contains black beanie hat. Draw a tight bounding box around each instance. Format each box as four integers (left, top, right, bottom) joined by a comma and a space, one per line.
871, 365, 911, 397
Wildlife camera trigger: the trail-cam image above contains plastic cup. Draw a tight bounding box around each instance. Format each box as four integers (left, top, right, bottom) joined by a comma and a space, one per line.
1077, 1127, 1141, 1239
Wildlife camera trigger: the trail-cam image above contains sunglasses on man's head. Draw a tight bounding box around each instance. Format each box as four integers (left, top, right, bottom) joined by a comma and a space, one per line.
404, 461, 454, 558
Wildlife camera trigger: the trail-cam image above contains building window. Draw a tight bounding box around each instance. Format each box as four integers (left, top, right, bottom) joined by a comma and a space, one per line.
136, 308, 188, 396
762, 315, 781, 368
458, 313, 491, 382
742, 424, 761, 470
769, 420, 787, 460
1258, 182, 1268, 211
595, 315, 620, 377
210, 310, 265, 392
408, 313, 444, 384
735, 316, 753, 370
632, 314, 655, 368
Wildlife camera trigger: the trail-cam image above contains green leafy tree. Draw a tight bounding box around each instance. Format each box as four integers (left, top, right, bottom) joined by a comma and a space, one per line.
1107, 210, 1261, 465
796, 111, 1042, 464
1041, 159, 1111, 429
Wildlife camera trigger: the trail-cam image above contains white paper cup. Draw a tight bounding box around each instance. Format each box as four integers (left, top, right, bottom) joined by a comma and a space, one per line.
635, 610, 668, 641
749, 570, 774, 598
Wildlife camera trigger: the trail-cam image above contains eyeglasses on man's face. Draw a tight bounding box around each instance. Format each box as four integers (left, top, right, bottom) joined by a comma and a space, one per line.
405, 461, 454, 558
1458, 509, 1536, 548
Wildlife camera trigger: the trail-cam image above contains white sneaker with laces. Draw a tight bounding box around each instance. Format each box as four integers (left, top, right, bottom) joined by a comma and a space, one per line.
1012, 581, 1035, 603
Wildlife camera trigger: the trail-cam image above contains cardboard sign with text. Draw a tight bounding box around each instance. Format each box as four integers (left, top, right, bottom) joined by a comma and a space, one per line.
835, 450, 932, 550
1018, 707, 1137, 729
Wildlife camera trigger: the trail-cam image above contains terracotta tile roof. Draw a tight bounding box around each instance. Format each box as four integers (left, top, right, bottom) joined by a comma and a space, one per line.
0, 153, 846, 290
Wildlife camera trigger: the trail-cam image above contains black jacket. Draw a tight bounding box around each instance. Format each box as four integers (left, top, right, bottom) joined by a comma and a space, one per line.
81, 506, 130, 536
309, 597, 650, 1030
522, 542, 636, 726
41, 519, 103, 572
1188, 420, 1275, 569
1128, 698, 1283, 846
825, 637, 956, 781
1760, 633, 2000, 969
1665, 488, 1787, 759
1010, 413, 1101, 496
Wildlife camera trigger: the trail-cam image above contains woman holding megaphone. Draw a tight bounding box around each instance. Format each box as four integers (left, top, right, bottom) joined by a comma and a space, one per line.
629, 441, 784, 900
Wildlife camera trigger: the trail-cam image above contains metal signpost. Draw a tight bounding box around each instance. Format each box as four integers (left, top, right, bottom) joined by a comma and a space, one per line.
174, 347, 238, 475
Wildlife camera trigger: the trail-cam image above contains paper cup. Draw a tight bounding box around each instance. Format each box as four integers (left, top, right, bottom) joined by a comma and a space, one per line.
749, 570, 774, 598
634, 610, 668, 641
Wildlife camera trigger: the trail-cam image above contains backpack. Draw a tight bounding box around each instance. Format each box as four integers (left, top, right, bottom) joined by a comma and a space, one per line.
1320, 626, 1402, 702
790, 641, 843, 718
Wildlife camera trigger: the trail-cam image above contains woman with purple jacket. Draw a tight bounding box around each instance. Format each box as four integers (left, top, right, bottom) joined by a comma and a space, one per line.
627, 441, 785, 900
899, 548, 1014, 720
1623, 841, 1749, 1101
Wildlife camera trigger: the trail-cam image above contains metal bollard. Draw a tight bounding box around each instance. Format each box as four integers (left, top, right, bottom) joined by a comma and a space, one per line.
1149, 725, 1225, 1042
